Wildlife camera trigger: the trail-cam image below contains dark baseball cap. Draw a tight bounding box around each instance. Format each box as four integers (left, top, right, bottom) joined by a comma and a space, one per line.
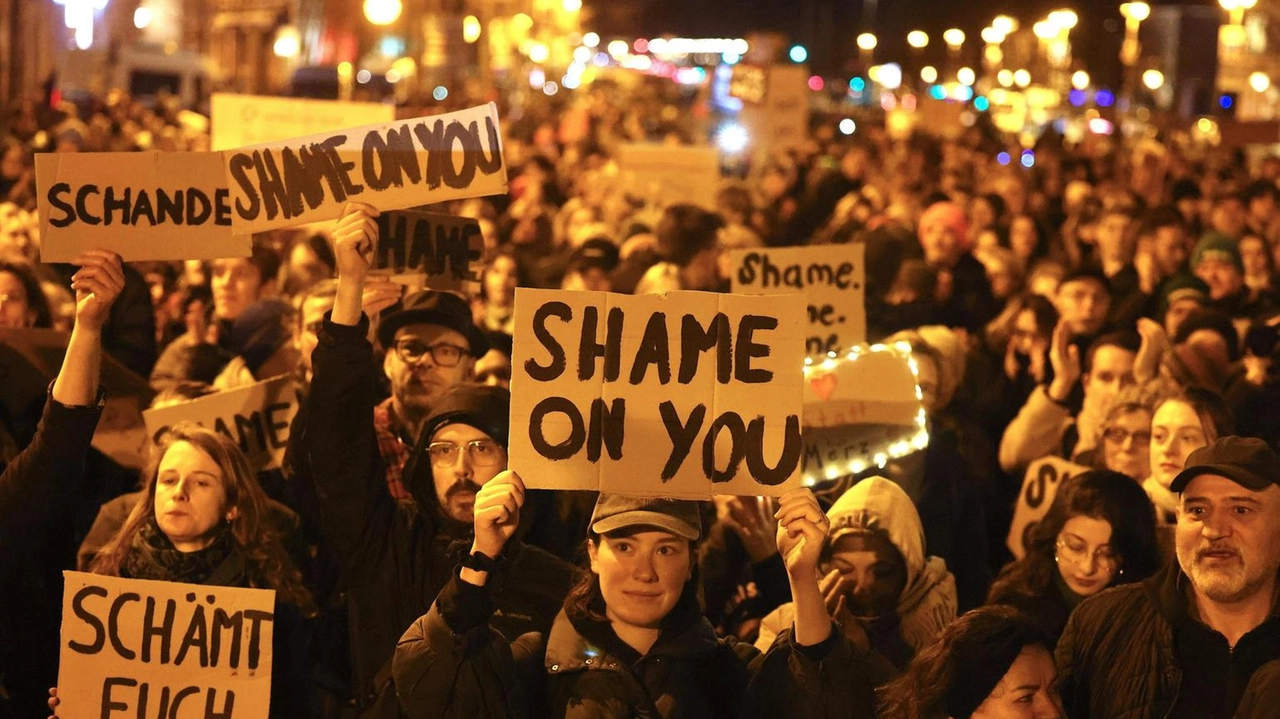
1170, 436, 1280, 493
589, 494, 702, 541
377, 290, 489, 357
419, 384, 511, 448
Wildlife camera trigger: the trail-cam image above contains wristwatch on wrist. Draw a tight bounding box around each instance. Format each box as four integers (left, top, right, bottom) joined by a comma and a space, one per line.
461, 550, 506, 574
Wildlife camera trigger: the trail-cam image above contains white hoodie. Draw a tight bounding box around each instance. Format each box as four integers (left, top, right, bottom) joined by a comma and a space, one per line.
754, 477, 958, 652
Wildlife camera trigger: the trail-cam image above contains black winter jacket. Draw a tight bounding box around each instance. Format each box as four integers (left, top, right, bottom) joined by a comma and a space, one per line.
393, 571, 893, 719
308, 315, 576, 716
1056, 562, 1280, 719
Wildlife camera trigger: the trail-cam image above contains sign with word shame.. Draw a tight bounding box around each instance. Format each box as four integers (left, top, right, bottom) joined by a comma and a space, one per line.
729, 244, 866, 356
36, 152, 249, 262
616, 143, 720, 211
58, 571, 274, 719
373, 210, 483, 293
1007, 456, 1088, 559
211, 93, 396, 151
222, 103, 507, 234
509, 289, 806, 497
142, 375, 300, 472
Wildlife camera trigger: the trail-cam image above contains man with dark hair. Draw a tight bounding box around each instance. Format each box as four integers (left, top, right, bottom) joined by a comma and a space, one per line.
1057, 436, 1280, 718
635, 203, 725, 293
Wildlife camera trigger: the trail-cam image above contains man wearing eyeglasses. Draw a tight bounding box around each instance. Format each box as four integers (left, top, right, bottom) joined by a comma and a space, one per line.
1056, 436, 1280, 719
308, 203, 574, 718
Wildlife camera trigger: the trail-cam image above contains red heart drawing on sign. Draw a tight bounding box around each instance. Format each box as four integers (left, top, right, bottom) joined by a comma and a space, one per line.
809, 373, 838, 402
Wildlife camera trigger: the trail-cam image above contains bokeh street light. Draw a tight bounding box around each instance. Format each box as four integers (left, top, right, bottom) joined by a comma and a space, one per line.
857, 33, 878, 51
907, 31, 929, 49
943, 28, 966, 49
1142, 69, 1165, 90
1072, 70, 1090, 89
1250, 71, 1271, 93
363, 0, 402, 26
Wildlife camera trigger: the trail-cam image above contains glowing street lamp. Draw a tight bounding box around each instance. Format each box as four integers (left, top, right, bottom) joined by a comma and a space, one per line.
363, 0, 402, 25
1250, 71, 1271, 93
1221, 0, 1258, 26
992, 15, 1018, 35
1071, 70, 1090, 89
943, 28, 965, 49
1142, 69, 1164, 90
907, 31, 929, 49
52, 0, 108, 49
857, 33, 878, 51
1049, 9, 1079, 31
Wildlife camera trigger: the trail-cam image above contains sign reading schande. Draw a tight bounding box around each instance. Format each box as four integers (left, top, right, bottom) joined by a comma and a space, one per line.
36, 152, 250, 262
57, 571, 274, 718
509, 289, 806, 497
222, 103, 507, 234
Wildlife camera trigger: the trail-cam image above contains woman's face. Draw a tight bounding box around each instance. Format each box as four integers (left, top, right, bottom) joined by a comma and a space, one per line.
1055, 515, 1118, 597
824, 532, 908, 617
1009, 217, 1039, 259
0, 270, 34, 328
153, 441, 233, 552
484, 256, 518, 304
970, 646, 1065, 719
589, 530, 692, 632
1102, 409, 1153, 479
1150, 400, 1207, 489
1239, 235, 1270, 278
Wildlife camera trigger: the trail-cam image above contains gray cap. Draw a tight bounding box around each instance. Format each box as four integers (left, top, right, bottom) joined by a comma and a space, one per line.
589, 494, 702, 541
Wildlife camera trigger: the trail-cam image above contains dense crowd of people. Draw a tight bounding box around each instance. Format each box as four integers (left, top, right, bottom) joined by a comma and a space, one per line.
3, 75, 1280, 719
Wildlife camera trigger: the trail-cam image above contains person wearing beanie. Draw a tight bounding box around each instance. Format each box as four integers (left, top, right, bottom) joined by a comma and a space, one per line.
918, 200, 999, 333
1158, 273, 1209, 336
1192, 231, 1245, 303
306, 203, 575, 718
877, 605, 1064, 719
211, 298, 299, 389
395, 481, 894, 718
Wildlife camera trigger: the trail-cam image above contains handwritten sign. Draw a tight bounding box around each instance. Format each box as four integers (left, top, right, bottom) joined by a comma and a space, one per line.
1007, 456, 1088, 559
616, 143, 720, 211
222, 103, 507, 234
142, 375, 300, 472
58, 571, 274, 718
509, 289, 806, 497
801, 345, 926, 495
211, 93, 395, 152
373, 210, 483, 293
729, 244, 866, 356
729, 65, 768, 104
36, 152, 249, 262
739, 65, 810, 154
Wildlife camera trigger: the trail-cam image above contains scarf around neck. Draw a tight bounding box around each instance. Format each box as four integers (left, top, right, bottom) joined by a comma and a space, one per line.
123, 517, 240, 586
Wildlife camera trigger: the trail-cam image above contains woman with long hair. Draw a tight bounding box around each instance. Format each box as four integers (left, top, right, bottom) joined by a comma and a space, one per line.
877, 605, 1064, 719
393, 474, 892, 718
987, 470, 1160, 645
1145, 385, 1234, 521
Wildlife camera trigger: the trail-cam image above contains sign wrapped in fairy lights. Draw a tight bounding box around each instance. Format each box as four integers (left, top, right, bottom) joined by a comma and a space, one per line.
801, 342, 928, 488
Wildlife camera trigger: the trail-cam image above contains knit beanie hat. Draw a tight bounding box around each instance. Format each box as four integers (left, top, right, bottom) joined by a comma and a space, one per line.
1192, 232, 1243, 273
918, 202, 972, 251
419, 384, 511, 448
224, 299, 292, 376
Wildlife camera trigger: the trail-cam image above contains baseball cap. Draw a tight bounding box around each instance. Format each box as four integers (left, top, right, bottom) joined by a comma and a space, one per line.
1170, 436, 1280, 492
589, 494, 702, 541
377, 290, 490, 357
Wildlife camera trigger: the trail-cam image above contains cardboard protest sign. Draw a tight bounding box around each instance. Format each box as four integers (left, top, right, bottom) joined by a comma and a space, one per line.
36, 152, 250, 262
222, 103, 507, 234
58, 571, 274, 718
1007, 456, 1088, 559
729, 244, 866, 356
739, 65, 810, 155
142, 375, 300, 472
509, 289, 806, 497
372, 210, 483, 293
801, 344, 927, 495
211, 93, 396, 152
0, 328, 153, 469
616, 143, 720, 211
729, 64, 768, 104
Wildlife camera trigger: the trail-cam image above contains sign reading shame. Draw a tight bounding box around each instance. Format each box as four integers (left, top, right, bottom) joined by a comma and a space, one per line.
142, 375, 300, 472
36, 152, 250, 262
1007, 457, 1086, 559
729, 244, 866, 356
58, 571, 274, 719
373, 210, 483, 293
222, 103, 507, 234
509, 289, 806, 497
211, 93, 396, 151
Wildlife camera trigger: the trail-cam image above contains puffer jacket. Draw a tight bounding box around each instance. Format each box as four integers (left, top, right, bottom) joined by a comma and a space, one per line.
755, 477, 956, 661
309, 314, 576, 716
1056, 562, 1280, 719
393, 571, 893, 719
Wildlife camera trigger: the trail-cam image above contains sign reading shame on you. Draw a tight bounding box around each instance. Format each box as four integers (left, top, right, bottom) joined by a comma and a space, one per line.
223, 103, 507, 234
58, 571, 274, 719
509, 289, 806, 497
36, 152, 250, 263
729, 244, 866, 356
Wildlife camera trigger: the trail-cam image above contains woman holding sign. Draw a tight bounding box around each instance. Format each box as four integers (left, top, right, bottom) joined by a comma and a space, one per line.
392, 472, 893, 719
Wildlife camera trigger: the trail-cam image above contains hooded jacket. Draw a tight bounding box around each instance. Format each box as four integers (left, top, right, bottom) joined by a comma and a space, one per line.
308, 315, 575, 717
754, 477, 957, 658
